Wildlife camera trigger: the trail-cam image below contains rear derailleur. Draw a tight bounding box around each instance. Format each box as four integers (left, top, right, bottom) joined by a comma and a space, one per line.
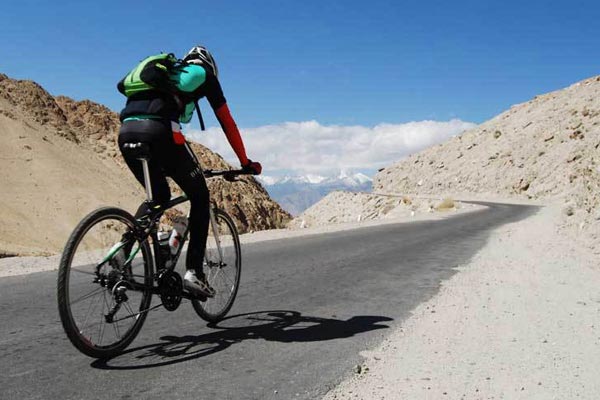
104, 280, 131, 323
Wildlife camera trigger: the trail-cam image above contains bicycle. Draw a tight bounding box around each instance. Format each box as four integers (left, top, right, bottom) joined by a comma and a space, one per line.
57, 142, 250, 359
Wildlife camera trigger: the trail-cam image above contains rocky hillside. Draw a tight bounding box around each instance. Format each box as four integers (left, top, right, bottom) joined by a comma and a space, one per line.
290, 191, 466, 229
374, 75, 600, 246
0, 73, 290, 256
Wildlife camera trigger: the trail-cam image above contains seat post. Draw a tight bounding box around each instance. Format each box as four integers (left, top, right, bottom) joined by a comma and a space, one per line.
123, 142, 153, 203
140, 157, 153, 202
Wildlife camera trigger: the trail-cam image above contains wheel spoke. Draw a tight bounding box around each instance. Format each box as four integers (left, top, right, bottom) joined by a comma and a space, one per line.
113, 315, 122, 340
80, 287, 104, 335
98, 291, 108, 345
71, 268, 97, 276
123, 301, 136, 318
217, 268, 236, 288
69, 286, 105, 306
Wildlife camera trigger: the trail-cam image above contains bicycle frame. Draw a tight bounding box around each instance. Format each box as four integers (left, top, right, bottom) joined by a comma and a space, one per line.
97, 153, 247, 299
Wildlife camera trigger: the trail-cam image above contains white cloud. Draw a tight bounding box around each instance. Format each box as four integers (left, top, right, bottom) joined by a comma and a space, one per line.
187, 119, 476, 175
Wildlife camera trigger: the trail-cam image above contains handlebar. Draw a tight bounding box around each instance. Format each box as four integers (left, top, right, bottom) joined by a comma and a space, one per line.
203, 169, 253, 182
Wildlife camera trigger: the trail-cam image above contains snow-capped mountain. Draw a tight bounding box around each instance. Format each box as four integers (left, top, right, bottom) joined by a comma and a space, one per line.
257, 171, 373, 216
259, 171, 371, 188
265, 174, 329, 185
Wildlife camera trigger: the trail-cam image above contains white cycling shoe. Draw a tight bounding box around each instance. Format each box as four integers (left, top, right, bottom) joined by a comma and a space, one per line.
184, 270, 216, 298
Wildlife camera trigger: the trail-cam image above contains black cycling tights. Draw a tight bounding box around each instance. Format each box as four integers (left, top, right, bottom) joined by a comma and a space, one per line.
118, 119, 209, 273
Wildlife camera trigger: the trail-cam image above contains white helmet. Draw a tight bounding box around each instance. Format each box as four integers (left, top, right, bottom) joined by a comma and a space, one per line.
183, 45, 219, 78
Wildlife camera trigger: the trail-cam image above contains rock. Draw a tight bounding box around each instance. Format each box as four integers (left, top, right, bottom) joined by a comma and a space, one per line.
569, 130, 583, 139
435, 198, 455, 211
564, 205, 575, 216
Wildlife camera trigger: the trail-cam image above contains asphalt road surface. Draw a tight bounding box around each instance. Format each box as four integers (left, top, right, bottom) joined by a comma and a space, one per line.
0, 202, 537, 400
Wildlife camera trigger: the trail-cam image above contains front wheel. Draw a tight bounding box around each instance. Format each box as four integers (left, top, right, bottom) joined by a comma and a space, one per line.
57, 207, 153, 358
192, 208, 241, 322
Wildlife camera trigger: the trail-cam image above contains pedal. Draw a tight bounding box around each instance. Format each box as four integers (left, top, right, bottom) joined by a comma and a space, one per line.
182, 282, 213, 300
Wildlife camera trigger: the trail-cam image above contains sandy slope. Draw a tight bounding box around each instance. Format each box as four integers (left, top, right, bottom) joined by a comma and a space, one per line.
323, 204, 600, 399
0, 111, 140, 256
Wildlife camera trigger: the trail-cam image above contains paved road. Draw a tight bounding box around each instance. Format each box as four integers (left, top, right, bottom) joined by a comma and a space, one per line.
0, 202, 537, 400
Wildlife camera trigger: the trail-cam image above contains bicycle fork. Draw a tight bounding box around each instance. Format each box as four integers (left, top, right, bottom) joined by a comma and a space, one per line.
209, 206, 225, 264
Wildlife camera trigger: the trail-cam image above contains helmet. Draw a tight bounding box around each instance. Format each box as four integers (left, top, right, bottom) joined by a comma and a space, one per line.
183, 45, 219, 78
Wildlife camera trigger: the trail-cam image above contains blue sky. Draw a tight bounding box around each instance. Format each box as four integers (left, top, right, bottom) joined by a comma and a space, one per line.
2, 1, 599, 175
3, 0, 599, 127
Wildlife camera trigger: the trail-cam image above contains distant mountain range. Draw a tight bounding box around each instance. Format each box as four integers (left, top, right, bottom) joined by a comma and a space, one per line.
258, 171, 373, 215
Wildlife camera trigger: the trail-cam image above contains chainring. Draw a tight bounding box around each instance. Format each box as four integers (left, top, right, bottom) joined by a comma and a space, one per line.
157, 270, 183, 311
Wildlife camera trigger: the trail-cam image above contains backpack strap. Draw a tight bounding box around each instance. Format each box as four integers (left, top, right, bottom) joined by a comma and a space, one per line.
194, 101, 205, 131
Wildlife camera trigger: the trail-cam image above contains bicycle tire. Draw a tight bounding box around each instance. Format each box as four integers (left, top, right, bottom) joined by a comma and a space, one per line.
57, 207, 153, 358
191, 208, 241, 322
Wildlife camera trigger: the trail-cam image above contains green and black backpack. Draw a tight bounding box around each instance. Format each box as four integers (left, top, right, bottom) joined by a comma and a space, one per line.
118, 53, 183, 97
117, 52, 207, 130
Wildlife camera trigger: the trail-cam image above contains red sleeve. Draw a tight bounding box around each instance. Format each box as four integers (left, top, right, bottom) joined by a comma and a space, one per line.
215, 103, 249, 166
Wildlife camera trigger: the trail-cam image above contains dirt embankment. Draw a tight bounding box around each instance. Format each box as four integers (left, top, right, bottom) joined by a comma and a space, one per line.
290, 191, 477, 229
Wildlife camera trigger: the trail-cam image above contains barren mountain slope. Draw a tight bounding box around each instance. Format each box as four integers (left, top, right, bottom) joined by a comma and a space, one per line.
0, 74, 290, 256
0, 100, 140, 256
374, 75, 600, 246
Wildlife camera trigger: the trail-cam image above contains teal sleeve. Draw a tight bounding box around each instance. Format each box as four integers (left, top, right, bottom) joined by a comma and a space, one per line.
172, 64, 206, 92
180, 102, 195, 124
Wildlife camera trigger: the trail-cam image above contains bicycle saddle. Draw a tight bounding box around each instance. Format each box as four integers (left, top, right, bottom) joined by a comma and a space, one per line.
122, 142, 151, 159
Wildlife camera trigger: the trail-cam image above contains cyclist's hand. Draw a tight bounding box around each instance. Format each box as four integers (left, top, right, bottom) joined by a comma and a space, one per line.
242, 159, 262, 175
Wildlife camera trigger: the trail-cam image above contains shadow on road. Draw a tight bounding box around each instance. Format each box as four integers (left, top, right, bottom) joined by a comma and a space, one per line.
91, 310, 392, 370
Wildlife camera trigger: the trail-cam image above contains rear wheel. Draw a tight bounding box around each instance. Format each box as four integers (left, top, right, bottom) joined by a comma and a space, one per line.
192, 208, 241, 322
57, 207, 153, 358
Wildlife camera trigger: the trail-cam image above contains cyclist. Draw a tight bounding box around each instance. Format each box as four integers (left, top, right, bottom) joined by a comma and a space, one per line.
117, 45, 262, 298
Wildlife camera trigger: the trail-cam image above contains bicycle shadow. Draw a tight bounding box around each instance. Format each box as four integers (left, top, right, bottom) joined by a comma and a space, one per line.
91, 310, 393, 370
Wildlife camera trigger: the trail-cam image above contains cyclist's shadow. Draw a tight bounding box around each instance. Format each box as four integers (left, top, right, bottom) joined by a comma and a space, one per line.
91, 310, 393, 370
